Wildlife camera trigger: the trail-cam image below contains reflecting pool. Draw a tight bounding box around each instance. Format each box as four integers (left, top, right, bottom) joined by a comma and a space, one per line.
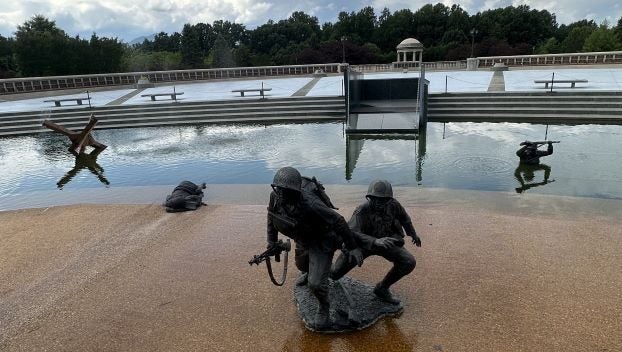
1, 121, 621, 200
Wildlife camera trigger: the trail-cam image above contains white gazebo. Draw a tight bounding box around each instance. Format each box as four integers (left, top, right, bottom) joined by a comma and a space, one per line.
395, 38, 423, 65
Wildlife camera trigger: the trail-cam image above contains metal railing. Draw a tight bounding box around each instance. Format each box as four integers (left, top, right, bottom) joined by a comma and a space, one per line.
0, 63, 343, 95
477, 51, 622, 67
351, 60, 466, 73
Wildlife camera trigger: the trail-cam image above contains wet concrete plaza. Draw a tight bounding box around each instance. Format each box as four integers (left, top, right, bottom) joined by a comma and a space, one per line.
1, 186, 621, 351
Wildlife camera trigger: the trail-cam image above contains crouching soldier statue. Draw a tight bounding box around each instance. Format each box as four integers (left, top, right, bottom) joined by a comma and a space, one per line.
267, 167, 364, 329
330, 179, 421, 305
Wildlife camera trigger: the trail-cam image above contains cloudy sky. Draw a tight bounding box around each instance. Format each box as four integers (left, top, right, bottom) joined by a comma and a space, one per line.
1, 0, 621, 42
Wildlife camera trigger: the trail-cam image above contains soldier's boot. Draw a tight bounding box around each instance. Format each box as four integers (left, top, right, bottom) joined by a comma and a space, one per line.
373, 283, 401, 305
313, 302, 331, 330
295, 272, 308, 286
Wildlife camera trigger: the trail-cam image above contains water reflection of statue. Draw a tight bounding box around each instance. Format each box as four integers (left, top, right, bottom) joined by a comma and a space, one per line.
57, 148, 109, 189
514, 163, 554, 193
280, 318, 415, 352
516, 140, 555, 165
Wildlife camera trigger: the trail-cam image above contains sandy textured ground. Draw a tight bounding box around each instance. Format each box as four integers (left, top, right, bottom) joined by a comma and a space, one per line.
1, 187, 621, 351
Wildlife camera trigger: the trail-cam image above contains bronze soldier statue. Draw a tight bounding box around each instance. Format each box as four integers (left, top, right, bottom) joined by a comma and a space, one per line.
266, 167, 364, 329
330, 180, 421, 305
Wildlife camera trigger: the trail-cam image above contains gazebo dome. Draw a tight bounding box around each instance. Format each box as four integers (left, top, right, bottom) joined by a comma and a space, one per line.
396, 38, 423, 50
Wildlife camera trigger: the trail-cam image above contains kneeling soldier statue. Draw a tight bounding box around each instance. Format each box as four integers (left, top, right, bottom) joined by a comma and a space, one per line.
330, 179, 421, 305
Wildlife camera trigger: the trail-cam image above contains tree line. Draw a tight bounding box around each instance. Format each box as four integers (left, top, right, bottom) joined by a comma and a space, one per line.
1, 4, 622, 78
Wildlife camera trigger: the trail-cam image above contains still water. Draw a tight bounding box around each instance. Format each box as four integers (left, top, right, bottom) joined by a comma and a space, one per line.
1, 122, 621, 199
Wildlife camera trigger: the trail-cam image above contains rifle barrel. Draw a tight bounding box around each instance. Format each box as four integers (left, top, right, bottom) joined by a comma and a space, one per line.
532, 140, 560, 144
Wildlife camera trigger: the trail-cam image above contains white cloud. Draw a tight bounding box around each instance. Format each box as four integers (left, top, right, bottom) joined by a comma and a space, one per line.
0, 0, 621, 41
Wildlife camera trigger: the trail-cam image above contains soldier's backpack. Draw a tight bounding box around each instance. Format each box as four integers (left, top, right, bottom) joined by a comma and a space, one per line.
301, 176, 338, 209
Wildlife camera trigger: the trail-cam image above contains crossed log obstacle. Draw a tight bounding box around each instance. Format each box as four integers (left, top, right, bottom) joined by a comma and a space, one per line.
42, 114, 107, 154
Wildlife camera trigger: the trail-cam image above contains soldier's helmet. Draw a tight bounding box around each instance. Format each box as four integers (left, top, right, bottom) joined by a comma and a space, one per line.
366, 179, 393, 198
271, 166, 302, 192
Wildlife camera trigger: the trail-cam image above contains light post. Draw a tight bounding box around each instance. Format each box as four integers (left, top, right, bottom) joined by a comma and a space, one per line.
341, 36, 347, 63
85, 90, 91, 109
470, 28, 478, 58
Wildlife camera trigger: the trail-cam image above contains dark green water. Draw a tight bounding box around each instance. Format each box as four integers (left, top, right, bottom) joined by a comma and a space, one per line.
0, 122, 621, 199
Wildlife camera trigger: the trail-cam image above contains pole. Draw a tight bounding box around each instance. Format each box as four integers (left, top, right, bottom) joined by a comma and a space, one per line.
445, 75, 448, 94
341, 36, 346, 63
471, 35, 474, 57
86, 90, 91, 109
550, 72, 554, 93
545, 124, 549, 140
173, 85, 177, 101
470, 29, 477, 58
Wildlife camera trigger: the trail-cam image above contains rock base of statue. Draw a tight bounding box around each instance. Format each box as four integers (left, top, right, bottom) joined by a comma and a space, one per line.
294, 276, 403, 333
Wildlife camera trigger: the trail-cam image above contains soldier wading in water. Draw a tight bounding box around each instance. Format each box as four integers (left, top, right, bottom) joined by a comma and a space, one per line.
266, 167, 364, 329
330, 180, 421, 305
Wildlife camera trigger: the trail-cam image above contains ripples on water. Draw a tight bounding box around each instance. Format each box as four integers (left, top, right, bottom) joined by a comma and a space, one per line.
1, 122, 621, 199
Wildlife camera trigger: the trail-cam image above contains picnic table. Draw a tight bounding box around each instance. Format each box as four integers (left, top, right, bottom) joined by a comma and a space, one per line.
140, 92, 184, 101
231, 88, 272, 98
534, 79, 588, 89
43, 97, 90, 107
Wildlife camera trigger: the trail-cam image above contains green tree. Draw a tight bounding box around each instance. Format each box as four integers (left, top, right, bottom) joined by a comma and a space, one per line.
247, 11, 320, 65
0, 35, 17, 78
180, 23, 205, 67
560, 25, 595, 52
413, 3, 451, 47
211, 35, 234, 68
88, 34, 124, 73
553, 20, 597, 53
233, 44, 252, 66
447, 4, 470, 35
583, 22, 621, 51
151, 32, 181, 52
330, 7, 378, 45
69, 35, 93, 74
212, 20, 247, 48
373, 9, 415, 53
14, 15, 70, 76
121, 48, 181, 71
473, 5, 556, 49
538, 37, 561, 54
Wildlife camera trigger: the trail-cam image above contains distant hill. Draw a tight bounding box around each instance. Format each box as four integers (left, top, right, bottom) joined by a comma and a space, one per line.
129, 34, 156, 45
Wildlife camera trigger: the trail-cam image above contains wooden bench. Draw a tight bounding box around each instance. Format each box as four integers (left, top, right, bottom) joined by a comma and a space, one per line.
231, 88, 272, 97
140, 92, 184, 101
534, 79, 588, 89
43, 97, 90, 107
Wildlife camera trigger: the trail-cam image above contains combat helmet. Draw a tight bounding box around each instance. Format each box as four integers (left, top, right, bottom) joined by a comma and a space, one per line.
366, 179, 393, 198
272, 166, 302, 192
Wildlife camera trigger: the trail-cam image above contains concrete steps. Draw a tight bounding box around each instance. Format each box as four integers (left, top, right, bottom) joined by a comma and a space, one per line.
427, 91, 622, 124
0, 96, 345, 136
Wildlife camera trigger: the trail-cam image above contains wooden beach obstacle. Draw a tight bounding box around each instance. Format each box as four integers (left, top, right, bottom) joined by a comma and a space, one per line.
42, 114, 107, 154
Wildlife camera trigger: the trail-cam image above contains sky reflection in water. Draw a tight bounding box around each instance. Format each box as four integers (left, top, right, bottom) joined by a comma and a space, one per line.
0, 122, 621, 199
